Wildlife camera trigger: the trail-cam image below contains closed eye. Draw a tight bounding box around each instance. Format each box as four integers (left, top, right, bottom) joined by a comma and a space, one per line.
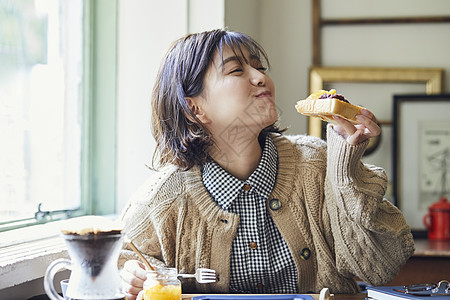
229, 68, 243, 74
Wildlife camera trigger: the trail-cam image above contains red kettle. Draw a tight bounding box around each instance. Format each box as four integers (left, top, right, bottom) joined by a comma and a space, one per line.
423, 196, 450, 240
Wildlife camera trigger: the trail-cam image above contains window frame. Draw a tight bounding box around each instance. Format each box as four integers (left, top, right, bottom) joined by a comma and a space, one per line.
82, 0, 118, 216
0, 0, 118, 232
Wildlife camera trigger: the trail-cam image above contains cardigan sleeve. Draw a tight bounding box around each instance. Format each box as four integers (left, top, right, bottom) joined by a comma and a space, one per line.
324, 125, 415, 286
117, 171, 172, 269
118, 197, 166, 269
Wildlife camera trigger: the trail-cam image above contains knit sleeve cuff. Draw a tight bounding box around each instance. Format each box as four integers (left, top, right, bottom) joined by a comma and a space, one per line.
326, 124, 369, 186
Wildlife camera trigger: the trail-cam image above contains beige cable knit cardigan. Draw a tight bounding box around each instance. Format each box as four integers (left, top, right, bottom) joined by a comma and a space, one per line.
119, 127, 414, 294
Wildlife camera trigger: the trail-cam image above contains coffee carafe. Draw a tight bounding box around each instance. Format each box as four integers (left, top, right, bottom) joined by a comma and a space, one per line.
44, 216, 125, 300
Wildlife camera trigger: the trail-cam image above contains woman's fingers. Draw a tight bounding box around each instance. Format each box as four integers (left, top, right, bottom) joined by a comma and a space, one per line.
120, 267, 145, 288
332, 108, 381, 145
360, 107, 375, 121
121, 281, 142, 300
120, 260, 147, 300
333, 115, 357, 137
355, 108, 381, 137
345, 129, 365, 145
124, 260, 147, 281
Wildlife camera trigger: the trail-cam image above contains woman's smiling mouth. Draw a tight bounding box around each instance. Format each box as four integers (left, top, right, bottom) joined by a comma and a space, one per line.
256, 91, 272, 98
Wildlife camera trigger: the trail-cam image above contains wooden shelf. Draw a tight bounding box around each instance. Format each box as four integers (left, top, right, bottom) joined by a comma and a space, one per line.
413, 239, 450, 257
386, 238, 450, 286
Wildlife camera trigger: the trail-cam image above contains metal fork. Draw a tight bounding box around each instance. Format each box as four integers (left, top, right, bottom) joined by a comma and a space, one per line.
177, 268, 216, 283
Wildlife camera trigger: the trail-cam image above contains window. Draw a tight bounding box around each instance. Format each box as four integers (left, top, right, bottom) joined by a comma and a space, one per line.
0, 0, 86, 230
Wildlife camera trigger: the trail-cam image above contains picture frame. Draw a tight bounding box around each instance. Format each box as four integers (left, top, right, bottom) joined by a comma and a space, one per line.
311, 0, 450, 65
392, 94, 450, 234
308, 66, 444, 138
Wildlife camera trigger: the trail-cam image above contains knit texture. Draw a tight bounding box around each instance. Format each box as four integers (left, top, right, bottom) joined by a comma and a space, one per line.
119, 127, 415, 294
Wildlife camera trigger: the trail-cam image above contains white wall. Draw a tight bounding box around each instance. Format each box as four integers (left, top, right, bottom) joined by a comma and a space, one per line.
224, 0, 312, 135
224, 0, 260, 39
116, 0, 187, 211
116, 0, 226, 211
188, 0, 225, 32
259, 0, 312, 135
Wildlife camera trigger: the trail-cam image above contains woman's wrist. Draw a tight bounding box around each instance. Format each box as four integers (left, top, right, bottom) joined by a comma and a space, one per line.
326, 125, 368, 185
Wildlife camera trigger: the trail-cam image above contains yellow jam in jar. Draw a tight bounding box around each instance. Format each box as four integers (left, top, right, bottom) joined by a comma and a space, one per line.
139, 267, 181, 300
142, 283, 181, 300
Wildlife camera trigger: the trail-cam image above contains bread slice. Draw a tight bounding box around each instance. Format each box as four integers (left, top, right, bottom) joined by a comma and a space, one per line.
295, 90, 363, 124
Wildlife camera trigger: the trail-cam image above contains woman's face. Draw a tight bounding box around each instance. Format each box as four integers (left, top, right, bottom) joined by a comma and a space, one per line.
191, 46, 278, 144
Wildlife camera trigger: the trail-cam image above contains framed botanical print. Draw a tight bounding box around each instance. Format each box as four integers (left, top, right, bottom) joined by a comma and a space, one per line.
392, 94, 450, 233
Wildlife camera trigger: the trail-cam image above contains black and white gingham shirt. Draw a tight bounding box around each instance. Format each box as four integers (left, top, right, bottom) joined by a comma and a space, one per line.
202, 136, 298, 293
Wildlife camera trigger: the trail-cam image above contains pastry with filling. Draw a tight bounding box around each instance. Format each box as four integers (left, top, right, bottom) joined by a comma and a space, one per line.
295, 89, 363, 124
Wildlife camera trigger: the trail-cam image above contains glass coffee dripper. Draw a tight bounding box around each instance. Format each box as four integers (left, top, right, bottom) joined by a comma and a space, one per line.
44, 216, 125, 300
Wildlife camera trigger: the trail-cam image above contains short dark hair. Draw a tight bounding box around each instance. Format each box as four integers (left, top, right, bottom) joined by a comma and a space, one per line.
151, 28, 284, 170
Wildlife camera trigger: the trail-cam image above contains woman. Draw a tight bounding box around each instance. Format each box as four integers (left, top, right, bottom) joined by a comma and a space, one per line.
119, 29, 414, 299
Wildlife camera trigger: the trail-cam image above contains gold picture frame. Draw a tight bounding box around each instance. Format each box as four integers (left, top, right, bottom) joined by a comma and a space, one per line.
308, 66, 445, 138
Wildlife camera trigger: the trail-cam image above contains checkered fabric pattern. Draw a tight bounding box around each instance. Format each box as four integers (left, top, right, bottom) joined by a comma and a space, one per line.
202, 136, 298, 293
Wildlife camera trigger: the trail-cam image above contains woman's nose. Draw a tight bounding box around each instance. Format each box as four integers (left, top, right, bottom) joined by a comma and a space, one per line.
250, 68, 265, 87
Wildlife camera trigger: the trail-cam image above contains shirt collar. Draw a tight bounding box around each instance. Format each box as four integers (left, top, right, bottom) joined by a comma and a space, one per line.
202, 135, 278, 210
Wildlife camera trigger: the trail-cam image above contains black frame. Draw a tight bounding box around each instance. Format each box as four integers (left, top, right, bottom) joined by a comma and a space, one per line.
392, 94, 450, 236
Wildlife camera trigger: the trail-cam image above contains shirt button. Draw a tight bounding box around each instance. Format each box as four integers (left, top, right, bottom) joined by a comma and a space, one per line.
249, 242, 257, 249
300, 247, 311, 260
256, 283, 264, 289
269, 198, 281, 211
242, 184, 251, 192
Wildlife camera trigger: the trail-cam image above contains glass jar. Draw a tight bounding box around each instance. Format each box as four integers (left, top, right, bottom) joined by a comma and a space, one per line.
137, 267, 182, 300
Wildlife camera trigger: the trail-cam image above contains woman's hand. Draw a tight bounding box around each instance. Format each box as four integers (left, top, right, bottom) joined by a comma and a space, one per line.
332, 108, 381, 145
120, 260, 147, 300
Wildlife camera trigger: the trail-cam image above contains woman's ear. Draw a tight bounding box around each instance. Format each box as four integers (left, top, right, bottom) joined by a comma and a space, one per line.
185, 97, 210, 124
